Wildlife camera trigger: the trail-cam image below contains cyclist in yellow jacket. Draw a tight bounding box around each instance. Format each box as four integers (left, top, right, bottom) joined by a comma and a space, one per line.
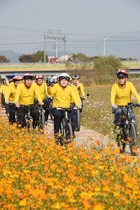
15, 73, 43, 128
5, 75, 23, 124
71, 74, 87, 100
71, 74, 86, 132
35, 74, 51, 122
0, 80, 9, 114
48, 73, 81, 138
111, 69, 140, 127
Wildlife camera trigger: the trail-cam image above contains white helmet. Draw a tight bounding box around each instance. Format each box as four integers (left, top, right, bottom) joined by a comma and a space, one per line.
52, 75, 57, 80
59, 73, 70, 81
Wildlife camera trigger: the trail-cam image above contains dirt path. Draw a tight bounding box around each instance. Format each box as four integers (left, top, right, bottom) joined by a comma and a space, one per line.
45, 118, 110, 148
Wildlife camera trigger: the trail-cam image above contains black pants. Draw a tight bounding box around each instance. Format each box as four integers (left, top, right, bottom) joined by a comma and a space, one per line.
16, 104, 39, 128
51, 109, 72, 134
43, 98, 52, 121
9, 103, 16, 123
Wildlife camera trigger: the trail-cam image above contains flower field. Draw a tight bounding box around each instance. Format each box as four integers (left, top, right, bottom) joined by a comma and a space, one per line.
0, 117, 140, 210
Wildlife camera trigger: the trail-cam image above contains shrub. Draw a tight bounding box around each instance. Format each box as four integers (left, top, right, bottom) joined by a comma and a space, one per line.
94, 55, 122, 84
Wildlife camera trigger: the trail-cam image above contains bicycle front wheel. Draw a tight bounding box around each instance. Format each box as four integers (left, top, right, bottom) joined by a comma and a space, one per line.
26, 119, 33, 132
60, 120, 73, 143
65, 122, 73, 142
116, 128, 126, 153
128, 122, 137, 156
39, 111, 45, 130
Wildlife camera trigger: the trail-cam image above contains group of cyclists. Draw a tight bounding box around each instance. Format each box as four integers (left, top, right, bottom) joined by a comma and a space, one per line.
1, 68, 140, 151
0, 72, 87, 139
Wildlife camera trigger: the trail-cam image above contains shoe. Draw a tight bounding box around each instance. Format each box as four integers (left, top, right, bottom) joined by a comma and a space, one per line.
73, 133, 76, 138
113, 126, 120, 133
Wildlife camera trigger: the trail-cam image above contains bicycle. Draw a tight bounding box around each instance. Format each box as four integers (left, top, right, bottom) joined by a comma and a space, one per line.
17, 105, 33, 132
55, 107, 73, 146
115, 103, 139, 156
75, 93, 89, 131
38, 105, 45, 130
72, 106, 81, 132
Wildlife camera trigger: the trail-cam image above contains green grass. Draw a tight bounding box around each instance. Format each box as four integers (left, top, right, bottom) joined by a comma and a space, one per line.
82, 80, 140, 144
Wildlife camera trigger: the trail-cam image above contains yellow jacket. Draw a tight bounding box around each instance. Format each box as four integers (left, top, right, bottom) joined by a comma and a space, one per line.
71, 85, 81, 104
48, 83, 80, 108
72, 83, 85, 98
34, 82, 49, 101
15, 82, 42, 106
5, 82, 17, 102
111, 81, 140, 106
0, 84, 9, 96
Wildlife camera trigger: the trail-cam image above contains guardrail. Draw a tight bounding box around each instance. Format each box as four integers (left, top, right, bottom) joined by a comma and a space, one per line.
129, 68, 140, 74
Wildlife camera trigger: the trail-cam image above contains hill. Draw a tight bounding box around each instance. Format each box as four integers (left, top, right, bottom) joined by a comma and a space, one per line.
0, 50, 73, 63
0, 50, 22, 63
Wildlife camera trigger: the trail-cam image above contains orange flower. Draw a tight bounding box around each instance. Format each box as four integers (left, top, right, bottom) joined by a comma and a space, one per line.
94, 204, 104, 210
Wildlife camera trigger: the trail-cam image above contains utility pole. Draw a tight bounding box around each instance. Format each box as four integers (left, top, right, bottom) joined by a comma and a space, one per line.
44, 34, 47, 63
63, 35, 66, 58
103, 37, 109, 56
44, 29, 66, 61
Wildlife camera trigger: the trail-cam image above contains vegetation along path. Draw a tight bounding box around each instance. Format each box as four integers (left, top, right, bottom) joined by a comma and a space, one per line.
1, 106, 139, 157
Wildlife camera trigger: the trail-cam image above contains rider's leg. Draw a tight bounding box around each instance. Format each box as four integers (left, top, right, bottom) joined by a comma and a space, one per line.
17, 106, 26, 127
30, 104, 39, 128
9, 103, 16, 124
113, 107, 122, 126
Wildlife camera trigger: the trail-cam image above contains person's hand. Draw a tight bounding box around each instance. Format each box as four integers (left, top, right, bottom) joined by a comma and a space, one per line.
39, 102, 44, 106
138, 102, 140, 106
77, 103, 82, 109
5, 101, 9, 104
112, 104, 118, 109
15, 102, 20, 108
82, 96, 87, 100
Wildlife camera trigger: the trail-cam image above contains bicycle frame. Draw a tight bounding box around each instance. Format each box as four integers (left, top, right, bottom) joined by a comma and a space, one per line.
116, 103, 139, 155
56, 107, 73, 145
19, 105, 33, 131
38, 105, 45, 130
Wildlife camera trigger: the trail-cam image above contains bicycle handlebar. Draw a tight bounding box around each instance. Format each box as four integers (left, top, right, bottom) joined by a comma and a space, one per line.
118, 102, 140, 108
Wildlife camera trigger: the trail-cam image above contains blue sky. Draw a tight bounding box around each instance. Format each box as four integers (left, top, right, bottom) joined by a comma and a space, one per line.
0, 0, 140, 59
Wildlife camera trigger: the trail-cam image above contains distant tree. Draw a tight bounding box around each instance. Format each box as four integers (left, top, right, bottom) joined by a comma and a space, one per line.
72, 53, 90, 62
33, 50, 48, 62
19, 51, 48, 63
94, 55, 122, 84
19, 54, 36, 63
0, 55, 10, 63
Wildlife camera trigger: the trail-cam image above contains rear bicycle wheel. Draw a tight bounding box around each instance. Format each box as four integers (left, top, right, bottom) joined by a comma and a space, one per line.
128, 123, 137, 156
76, 109, 81, 131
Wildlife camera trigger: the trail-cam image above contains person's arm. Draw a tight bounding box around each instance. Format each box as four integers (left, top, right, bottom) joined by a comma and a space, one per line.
71, 89, 81, 107
5, 86, 11, 103
15, 85, 21, 107
44, 82, 50, 97
48, 83, 57, 96
130, 83, 140, 102
79, 83, 86, 98
34, 87, 43, 105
